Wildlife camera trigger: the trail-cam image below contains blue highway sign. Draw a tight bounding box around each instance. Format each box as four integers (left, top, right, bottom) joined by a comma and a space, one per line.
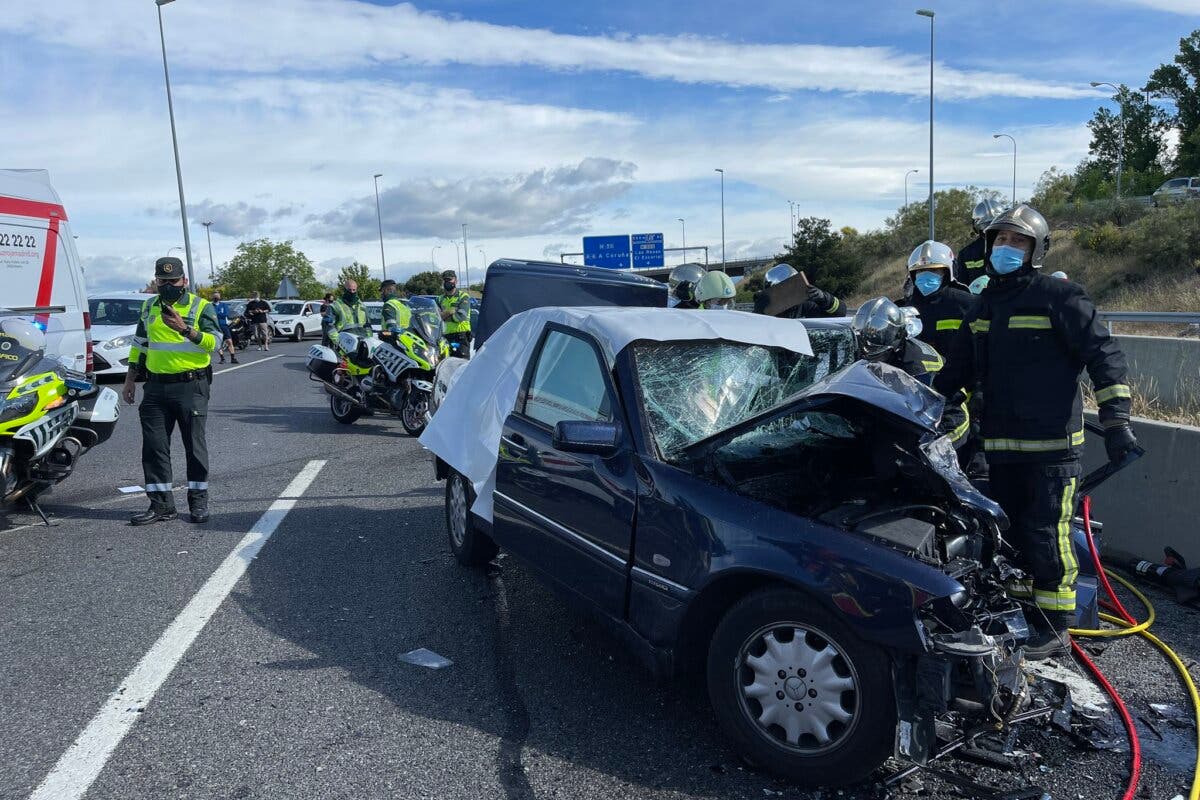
631, 233, 664, 268
582, 235, 631, 268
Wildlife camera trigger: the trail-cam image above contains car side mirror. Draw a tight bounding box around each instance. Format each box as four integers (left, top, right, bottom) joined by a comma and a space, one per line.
553, 420, 621, 456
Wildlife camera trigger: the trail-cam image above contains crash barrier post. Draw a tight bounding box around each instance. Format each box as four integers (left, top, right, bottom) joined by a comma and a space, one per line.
1082, 412, 1200, 567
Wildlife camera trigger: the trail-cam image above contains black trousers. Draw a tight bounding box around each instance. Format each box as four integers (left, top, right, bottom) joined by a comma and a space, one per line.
139, 378, 210, 511
988, 460, 1082, 614
446, 332, 472, 359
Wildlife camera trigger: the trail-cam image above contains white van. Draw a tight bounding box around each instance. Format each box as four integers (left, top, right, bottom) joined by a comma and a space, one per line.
1, 169, 93, 376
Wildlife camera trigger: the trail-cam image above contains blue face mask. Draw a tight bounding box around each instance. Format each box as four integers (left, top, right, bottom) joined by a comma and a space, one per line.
990, 244, 1026, 275
914, 272, 943, 296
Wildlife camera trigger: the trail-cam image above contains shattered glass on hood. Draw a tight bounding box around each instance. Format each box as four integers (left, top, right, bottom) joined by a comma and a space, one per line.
633, 329, 855, 459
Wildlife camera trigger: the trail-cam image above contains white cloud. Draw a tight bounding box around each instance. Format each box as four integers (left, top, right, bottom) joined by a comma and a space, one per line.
1112, 0, 1200, 13
1, 0, 1098, 101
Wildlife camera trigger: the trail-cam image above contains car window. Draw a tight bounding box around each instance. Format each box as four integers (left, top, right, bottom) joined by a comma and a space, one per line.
632, 328, 856, 460
88, 298, 145, 325
522, 330, 612, 428
366, 305, 382, 325
1167, 178, 1188, 189
273, 302, 303, 315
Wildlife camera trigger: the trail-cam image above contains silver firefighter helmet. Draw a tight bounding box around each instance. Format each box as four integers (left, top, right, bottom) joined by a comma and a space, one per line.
763, 263, 799, 288
971, 198, 1006, 234
906, 240, 955, 274
984, 203, 1051, 268
852, 296, 907, 359
668, 263, 707, 304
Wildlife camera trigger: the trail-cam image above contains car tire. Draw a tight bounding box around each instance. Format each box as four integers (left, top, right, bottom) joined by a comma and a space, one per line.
706, 587, 894, 786
292, 324, 304, 342
445, 470, 498, 567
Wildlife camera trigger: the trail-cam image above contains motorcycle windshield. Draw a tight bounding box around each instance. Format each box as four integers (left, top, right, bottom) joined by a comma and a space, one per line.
411, 309, 443, 347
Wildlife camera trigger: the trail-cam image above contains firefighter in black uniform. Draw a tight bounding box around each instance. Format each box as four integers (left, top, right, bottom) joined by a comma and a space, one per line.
954, 198, 1004, 286
752, 263, 844, 318
851, 296, 944, 383
668, 263, 705, 309
899, 241, 980, 472
935, 204, 1138, 659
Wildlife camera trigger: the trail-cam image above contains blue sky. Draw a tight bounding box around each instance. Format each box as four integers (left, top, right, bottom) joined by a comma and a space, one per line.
1, 0, 1196, 291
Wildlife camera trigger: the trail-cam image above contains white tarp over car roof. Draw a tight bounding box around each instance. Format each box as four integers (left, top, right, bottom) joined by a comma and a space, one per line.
420, 306, 813, 521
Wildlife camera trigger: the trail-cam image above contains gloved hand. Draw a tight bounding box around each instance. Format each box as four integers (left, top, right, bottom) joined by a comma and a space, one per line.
806, 285, 831, 307
1104, 423, 1138, 464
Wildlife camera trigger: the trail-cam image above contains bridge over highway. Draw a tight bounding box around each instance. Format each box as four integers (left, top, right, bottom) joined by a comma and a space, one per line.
628, 257, 775, 282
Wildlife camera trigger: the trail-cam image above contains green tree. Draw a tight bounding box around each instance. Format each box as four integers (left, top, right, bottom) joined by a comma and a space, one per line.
336, 262, 380, 300
884, 187, 982, 254
1146, 29, 1200, 176
775, 217, 865, 297
1031, 167, 1075, 209
405, 271, 443, 295
215, 239, 324, 299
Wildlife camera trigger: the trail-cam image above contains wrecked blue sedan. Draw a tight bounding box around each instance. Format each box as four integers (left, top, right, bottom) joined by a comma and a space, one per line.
423, 307, 1035, 786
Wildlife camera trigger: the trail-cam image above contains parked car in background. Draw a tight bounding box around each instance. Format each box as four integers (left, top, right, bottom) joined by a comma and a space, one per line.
1152, 176, 1200, 206
270, 299, 324, 341
364, 301, 383, 334
88, 292, 151, 378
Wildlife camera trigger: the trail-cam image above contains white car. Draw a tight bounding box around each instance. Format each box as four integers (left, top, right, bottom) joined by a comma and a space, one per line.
88, 292, 152, 378
270, 299, 324, 341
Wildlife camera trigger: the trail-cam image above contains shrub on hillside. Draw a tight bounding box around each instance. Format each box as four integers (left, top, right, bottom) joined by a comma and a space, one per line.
1043, 198, 1149, 229
1128, 201, 1200, 272
1074, 222, 1129, 254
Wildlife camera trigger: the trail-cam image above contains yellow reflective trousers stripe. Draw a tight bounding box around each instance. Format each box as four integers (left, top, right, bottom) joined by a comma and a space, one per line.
1095, 383, 1132, 404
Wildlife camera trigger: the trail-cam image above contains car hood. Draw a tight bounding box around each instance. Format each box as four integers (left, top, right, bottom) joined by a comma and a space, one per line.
91, 323, 137, 341
683, 360, 944, 460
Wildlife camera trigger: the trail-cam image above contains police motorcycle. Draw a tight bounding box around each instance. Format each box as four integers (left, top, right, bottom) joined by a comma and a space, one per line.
0, 315, 119, 524
306, 306, 449, 436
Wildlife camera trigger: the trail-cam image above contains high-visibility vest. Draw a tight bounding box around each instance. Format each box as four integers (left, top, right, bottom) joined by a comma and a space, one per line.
440, 291, 471, 335
332, 299, 368, 332
383, 298, 411, 331
133, 293, 216, 374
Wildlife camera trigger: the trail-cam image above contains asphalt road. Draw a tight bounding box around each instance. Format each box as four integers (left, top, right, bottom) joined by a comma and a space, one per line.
1, 340, 1197, 800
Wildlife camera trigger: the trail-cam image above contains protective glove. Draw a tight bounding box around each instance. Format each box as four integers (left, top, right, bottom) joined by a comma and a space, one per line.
1104, 423, 1138, 465
806, 285, 831, 308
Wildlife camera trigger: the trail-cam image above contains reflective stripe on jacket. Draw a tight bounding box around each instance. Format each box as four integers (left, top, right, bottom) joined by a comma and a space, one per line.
383, 298, 412, 332
130, 293, 219, 375
331, 299, 368, 333
440, 291, 472, 335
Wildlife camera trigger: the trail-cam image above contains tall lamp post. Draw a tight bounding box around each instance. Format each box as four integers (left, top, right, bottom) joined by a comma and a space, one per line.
993, 133, 1017, 207
373, 173, 387, 280
904, 168, 920, 208
430, 245, 441, 270
917, 8, 936, 240
714, 168, 726, 270
788, 200, 795, 240
201, 220, 214, 281
676, 217, 686, 258
1090, 81, 1125, 198
461, 223, 470, 290
477, 247, 487, 268
155, 0, 195, 286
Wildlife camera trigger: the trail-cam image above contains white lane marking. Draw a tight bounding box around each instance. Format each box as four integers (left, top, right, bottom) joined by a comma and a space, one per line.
212, 354, 283, 375
28, 459, 327, 800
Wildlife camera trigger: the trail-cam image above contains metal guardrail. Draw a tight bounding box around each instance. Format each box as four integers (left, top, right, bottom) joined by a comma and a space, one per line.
1097, 311, 1200, 332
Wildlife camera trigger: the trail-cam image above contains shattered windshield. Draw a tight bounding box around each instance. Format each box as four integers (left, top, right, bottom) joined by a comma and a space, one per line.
632, 328, 855, 459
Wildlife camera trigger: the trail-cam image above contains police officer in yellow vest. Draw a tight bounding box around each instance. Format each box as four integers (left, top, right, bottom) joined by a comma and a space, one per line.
380, 279, 411, 333
330, 279, 369, 342
121, 257, 222, 525
438, 270, 472, 357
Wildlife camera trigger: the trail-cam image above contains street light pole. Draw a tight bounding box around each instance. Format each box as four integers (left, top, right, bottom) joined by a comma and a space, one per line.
904, 169, 920, 208
993, 133, 1017, 206
477, 247, 486, 267
373, 173, 387, 280
676, 218, 685, 257
155, 0, 195, 286
917, 9, 935, 241
461, 223, 470, 290
431, 245, 440, 269
201, 220, 214, 281
1090, 82, 1125, 198
714, 168, 725, 270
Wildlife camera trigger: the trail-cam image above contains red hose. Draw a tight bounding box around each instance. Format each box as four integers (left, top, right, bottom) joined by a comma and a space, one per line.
1076, 494, 1142, 800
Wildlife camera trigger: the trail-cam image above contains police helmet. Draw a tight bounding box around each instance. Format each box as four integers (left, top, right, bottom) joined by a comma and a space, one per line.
852, 297, 907, 359
763, 263, 798, 288
971, 198, 1006, 234
668, 263, 707, 304
984, 203, 1051, 268
906, 240, 955, 274
695, 270, 736, 309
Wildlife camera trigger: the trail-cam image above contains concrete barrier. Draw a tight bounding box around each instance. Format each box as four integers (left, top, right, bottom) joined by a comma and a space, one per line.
1081, 412, 1200, 567
1114, 334, 1200, 410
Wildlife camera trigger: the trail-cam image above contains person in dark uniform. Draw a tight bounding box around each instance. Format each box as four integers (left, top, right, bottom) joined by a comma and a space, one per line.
752, 263, 844, 318
211, 290, 238, 365
667, 263, 706, 309
899, 241, 980, 473
935, 204, 1137, 659
851, 296, 944, 384
121, 257, 222, 526
954, 198, 1004, 285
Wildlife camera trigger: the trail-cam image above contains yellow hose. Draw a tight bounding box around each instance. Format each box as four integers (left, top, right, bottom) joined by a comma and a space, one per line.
1070, 569, 1200, 800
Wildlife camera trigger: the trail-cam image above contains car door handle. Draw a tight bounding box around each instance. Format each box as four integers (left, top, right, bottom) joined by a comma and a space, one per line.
501, 434, 528, 455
